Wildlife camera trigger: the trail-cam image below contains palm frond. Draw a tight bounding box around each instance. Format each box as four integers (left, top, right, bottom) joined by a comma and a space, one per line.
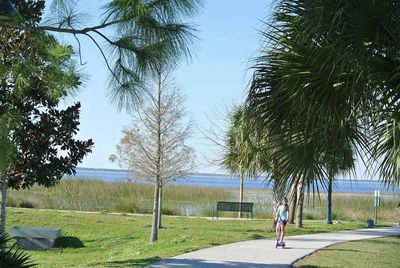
0, 235, 37, 268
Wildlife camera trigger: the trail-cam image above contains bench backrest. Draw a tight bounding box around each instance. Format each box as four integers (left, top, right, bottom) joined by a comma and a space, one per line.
217, 201, 253, 212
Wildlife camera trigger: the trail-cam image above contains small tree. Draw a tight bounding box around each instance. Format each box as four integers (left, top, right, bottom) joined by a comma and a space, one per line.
111, 69, 194, 243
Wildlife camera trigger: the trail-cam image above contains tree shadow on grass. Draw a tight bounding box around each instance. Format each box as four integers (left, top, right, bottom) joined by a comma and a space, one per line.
147, 259, 292, 268
322, 248, 377, 254
364, 235, 400, 245
53, 236, 85, 248
99, 258, 294, 268
92, 257, 160, 267
294, 265, 327, 268
250, 233, 265, 239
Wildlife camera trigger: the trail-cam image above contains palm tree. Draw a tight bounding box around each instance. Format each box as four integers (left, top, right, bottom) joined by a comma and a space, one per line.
222, 105, 263, 217
247, 0, 400, 220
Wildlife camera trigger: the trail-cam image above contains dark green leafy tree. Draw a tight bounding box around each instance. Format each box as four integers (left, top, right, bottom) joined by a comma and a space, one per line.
0, 0, 93, 236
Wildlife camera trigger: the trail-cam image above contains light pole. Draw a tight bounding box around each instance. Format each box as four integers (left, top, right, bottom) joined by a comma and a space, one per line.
374, 190, 380, 224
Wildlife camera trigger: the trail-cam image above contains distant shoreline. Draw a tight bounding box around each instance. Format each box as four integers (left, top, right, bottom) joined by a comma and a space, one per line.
76, 167, 383, 183
76, 167, 234, 178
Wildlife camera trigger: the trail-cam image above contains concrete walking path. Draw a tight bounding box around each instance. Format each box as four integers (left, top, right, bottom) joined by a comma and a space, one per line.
146, 226, 400, 268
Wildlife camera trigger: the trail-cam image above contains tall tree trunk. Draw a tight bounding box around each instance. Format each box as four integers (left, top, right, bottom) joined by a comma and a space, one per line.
150, 73, 163, 244
0, 176, 7, 252
295, 176, 305, 229
0, 176, 7, 237
158, 184, 163, 228
326, 171, 333, 224
288, 180, 297, 224
238, 172, 244, 218
149, 182, 160, 244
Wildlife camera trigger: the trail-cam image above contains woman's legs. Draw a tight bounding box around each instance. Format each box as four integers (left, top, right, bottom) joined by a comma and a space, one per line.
275, 222, 281, 241
279, 224, 286, 242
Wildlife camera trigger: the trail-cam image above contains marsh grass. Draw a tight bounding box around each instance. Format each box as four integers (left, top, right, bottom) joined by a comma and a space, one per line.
7, 178, 399, 221
302, 193, 399, 221
8, 179, 233, 216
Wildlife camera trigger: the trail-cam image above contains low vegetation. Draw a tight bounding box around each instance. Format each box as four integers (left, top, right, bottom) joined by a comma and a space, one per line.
7, 179, 399, 221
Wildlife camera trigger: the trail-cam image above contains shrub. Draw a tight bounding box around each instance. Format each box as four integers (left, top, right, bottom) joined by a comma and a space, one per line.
19, 201, 36, 209
0, 235, 37, 267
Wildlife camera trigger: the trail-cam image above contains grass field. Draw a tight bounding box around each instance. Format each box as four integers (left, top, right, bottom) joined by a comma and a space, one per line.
6, 207, 374, 268
7, 179, 400, 221
293, 235, 400, 268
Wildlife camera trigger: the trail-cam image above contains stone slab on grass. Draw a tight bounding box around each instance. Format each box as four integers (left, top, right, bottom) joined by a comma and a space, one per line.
8, 226, 62, 250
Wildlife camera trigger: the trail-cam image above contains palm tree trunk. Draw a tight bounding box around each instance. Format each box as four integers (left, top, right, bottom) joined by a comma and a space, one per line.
288, 181, 297, 224
326, 171, 333, 224
238, 172, 244, 218
149, 182, 160, 244
295, 176, 305, 228
158, 184, 163, 228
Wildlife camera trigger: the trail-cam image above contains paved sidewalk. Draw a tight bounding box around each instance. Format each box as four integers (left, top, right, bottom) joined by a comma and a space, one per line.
146, 226, 399, 268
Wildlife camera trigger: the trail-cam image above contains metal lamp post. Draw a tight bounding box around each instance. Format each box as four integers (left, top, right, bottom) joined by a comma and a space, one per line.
374, 190, 380, 224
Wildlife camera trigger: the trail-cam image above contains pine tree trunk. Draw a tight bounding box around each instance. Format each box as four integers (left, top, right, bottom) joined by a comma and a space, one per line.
158, 184, 163, 229
149, 182, 160, 244
295, 176, 304, 229
288, 181, 297, 224
238, 172, 244, 218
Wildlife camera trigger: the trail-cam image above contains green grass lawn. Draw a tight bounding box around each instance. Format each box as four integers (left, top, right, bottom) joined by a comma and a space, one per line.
6, 207, 374, 268
293, 235, 400, 268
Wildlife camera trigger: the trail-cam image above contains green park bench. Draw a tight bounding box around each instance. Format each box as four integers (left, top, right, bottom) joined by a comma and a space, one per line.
213, 201, 254, 220
8, 226, 62, 250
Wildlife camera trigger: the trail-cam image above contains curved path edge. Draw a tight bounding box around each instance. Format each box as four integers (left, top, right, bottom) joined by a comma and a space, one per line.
146, 226, 400, 268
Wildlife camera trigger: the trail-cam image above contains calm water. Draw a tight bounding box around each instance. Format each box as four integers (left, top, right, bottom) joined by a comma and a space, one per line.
66, 168, 400, 195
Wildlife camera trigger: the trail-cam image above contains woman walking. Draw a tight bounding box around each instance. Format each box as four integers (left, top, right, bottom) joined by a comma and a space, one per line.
274, 198, 289, 248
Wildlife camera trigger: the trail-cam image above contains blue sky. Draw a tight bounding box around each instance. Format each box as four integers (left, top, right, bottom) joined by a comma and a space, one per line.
58, 0, 273, 173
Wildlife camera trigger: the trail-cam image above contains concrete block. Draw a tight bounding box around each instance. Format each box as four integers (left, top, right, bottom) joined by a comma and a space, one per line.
8, 226, 62, 250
